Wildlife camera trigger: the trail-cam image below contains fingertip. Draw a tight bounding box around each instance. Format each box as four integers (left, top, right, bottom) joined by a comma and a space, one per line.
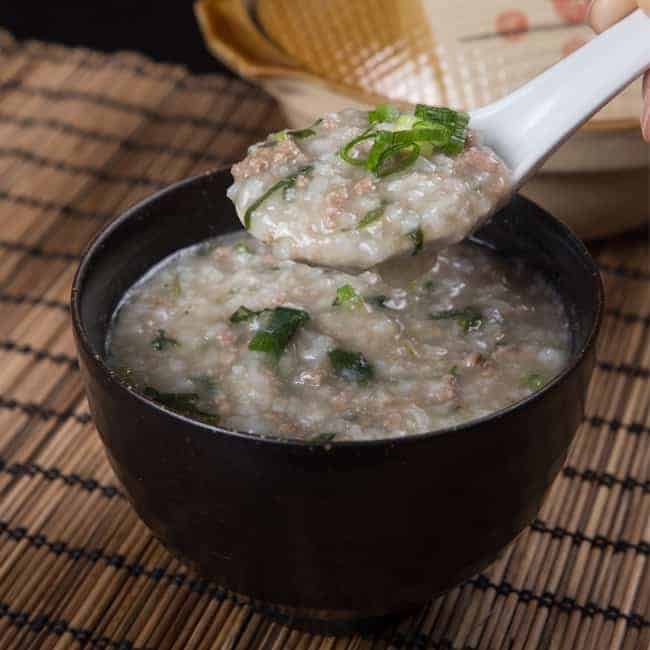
642, 105, 650, 143
588, 0, 638, 33
586, 0, 597, 23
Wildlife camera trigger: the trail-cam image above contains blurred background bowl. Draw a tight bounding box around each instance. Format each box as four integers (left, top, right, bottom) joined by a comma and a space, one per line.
195, 0, 649, 239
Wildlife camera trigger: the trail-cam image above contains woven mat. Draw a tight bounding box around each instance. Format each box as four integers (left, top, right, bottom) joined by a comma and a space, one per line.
0, 30, 647, 650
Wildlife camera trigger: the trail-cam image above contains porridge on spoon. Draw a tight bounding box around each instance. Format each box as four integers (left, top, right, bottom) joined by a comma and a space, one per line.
227, 104, 510, 269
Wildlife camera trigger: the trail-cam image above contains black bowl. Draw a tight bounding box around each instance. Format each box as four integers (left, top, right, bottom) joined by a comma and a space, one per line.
71, 169, 603, 631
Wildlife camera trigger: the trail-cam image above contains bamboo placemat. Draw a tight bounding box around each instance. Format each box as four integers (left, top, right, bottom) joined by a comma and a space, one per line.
0, 29, 647, 650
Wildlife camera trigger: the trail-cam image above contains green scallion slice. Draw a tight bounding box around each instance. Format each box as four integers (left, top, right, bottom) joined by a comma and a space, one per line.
365, 131, 394, 172
287, 127, 316, 139
408, 227, 423, 255
357, 204, 385, 228
230, 306, 266, 323
143, 386, 219, 426
394, 114, 419, 130
280, 118, 323, 140
443, 112, 470, 155
244, 165, 313, 229
339, 129, 376, 166
249, 306, 310, 360
368, 104, 400, 124
430, 307, 483, 333
376, 142, 420, 177
333, 284, 363, 307
414, 104, 461, 127
328, 348, 374, 384
392, 125, 450, 147
414, 104, 470, 155
287, 117, 323, 139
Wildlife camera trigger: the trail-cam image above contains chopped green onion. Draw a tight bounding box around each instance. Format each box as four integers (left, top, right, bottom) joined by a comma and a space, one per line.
329, 349, 374, 384
287, 118, 323, 139
357, 204, 385, 229
443, 112, 470, 155
362, 130, 425, 175
229, 306, 266, 323
430, 307, 483, 333
368, 104, 400, 124
270, 130, 288, 142
311, 432, 337, 443
244, 165, 313, 229
524, 373, 546, 391
449, 365, 459, 377
274, 118, 323, 140
365, 131, 394, 172
339, 103, 470, 174
339, 129, 376, 166
394, 114, 419, 130
143, 386, 219, 426
376, 142, 420, 177
333, 284, 363, 307
249, 307, 310, 360
392, 125, 450, 147
414, 104, 461, 127
287, 127, 315, 139
408, 227, 424, 255
340, 104, 471, 174
150, 329, 179, 351
414, 104, 470, 155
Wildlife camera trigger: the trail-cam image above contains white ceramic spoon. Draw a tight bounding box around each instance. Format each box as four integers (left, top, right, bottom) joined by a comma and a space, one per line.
470, 8, 650, 190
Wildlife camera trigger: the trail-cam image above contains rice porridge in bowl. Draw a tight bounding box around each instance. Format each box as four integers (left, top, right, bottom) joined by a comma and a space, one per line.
107, 234, 570, 442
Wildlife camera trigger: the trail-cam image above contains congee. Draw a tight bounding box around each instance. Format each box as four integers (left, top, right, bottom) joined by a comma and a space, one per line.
228, 105, 510, 270
106, 234, 570, 442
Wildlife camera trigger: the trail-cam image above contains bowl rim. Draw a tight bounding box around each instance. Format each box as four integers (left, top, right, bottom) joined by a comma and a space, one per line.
71, 168, 604, 450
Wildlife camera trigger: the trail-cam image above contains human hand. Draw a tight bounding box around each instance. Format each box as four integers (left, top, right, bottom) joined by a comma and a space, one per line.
587, 0, 650, 140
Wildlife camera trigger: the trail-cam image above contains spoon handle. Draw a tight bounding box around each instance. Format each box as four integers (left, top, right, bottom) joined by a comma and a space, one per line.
470, 9, 650, 188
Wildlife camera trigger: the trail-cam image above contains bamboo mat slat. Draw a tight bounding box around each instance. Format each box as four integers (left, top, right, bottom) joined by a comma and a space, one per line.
0, 29, 648, 650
